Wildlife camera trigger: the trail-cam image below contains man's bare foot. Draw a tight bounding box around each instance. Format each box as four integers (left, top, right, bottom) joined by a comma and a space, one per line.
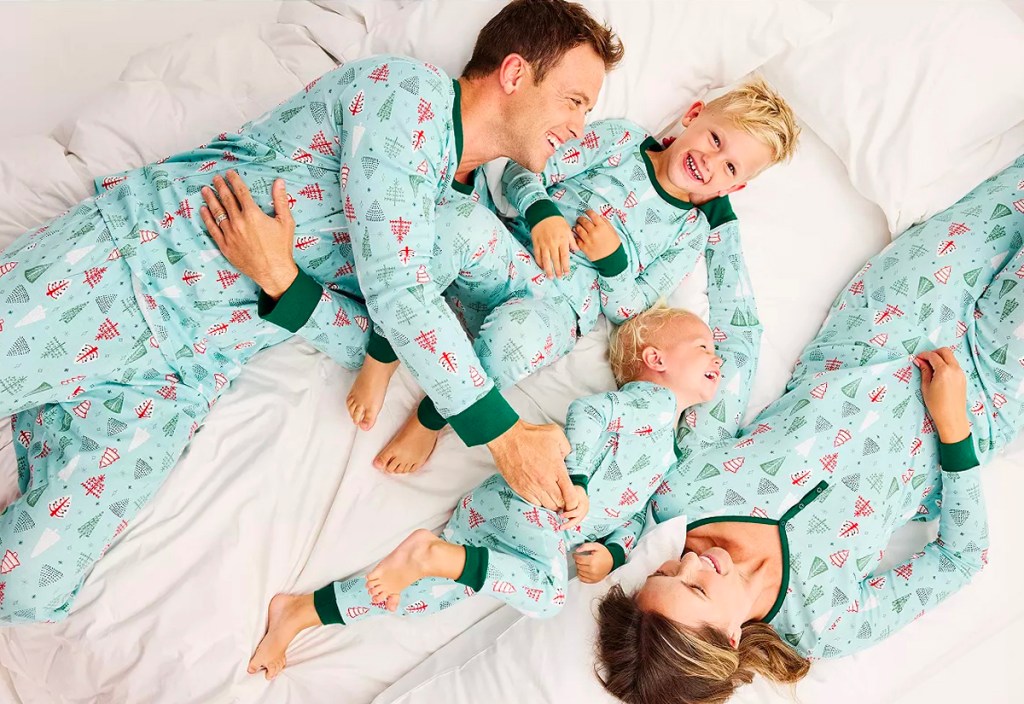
247, 593, 322, 681
346, 356, 399, 431
373, 412, 441, 474
366, 529, 466, 610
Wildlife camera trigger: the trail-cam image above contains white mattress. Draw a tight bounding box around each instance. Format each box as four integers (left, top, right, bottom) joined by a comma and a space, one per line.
0, 6, 1021, 704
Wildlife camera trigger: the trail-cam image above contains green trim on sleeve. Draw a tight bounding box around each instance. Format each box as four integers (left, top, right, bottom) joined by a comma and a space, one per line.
366, 329, 398, 364
447, 387, 520, 446
593, 244, 628, 277
456, 544, 489, 591
525, 200, 562, 229
604, 542, 627, 571
939, 433, 980, 472
257, 269, 322, 333
313, 585, 344, 625
416, 396, 449, 431
569, 474, 590, 492
697, 194, 737, 229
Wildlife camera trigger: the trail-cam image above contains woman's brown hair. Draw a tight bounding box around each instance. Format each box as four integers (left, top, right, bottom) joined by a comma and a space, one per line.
462, 0, 624, 82
596, 584, 810, 704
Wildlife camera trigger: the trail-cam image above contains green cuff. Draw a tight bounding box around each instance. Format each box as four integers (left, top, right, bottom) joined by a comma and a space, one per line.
257, 269, 321, 333
697, 194, 737, 229
939, 433, 980, 472
313, 585, 344, 625
569, 474, 590, 493
593, 244, 628, 277
367, 329, 398, 363
447, 386, 519, 446
524, 200, 562, 229
456, 544, 489, 591
604, 542, 627, 571
416, 396, 448, 431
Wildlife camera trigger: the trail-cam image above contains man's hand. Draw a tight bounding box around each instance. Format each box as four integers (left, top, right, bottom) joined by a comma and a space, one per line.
531, 216, 577, 279
558, 485, 589, 531
915, 347, 970, 443
488, 420, 573, 511
574, 543, 614, 583
573, 209, 621, 262
200, 171, 298, 299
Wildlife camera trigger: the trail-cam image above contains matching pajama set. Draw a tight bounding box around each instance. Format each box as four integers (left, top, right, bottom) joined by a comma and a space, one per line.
0, 55, 513, 623
612, 155, 1024, 658
312, 211, 762, 622
385, 118, 736, 431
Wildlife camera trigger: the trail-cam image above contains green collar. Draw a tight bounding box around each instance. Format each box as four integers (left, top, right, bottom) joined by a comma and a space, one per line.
452, 79, 464, 175
451, 171, 476, 196
640, 136, 693, 211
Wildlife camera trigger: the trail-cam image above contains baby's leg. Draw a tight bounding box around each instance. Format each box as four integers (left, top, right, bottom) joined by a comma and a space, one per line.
346, 327, 400, 431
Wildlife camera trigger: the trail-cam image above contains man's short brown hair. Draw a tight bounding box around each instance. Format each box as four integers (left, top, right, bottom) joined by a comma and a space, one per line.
462, 0, 623, 82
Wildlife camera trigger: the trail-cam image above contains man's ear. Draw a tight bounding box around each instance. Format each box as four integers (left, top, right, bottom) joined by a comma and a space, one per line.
641, 345, 664, 372
680, 101, 705, 128
498, 53, 529, 94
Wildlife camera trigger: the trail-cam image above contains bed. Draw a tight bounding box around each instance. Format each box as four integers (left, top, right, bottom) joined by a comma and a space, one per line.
1, 2, 1022, 702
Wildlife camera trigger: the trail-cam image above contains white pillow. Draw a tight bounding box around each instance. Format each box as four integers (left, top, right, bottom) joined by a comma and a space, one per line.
761, 0, 1024, 236
311, 0, 830, 134
372, 514, 690, 704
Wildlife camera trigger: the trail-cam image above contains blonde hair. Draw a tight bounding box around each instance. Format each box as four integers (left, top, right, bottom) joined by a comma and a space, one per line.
608, 304, 696, 387
597, 584, 811, 704
705, 76, 800, 167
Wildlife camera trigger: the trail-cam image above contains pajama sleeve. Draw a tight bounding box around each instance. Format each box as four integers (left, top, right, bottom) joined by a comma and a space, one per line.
677, 210, 763, 453
809, 439, 987, 659
343, 61, 516, 444
501, 119, 650, 228
596, 211, 706, 325
563, 393, 615, 491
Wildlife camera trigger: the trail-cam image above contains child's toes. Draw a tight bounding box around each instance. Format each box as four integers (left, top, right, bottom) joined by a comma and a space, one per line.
385, 594, 401, 612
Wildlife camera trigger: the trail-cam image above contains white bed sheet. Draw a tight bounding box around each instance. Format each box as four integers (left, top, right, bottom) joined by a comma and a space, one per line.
0, 8, 1021, 704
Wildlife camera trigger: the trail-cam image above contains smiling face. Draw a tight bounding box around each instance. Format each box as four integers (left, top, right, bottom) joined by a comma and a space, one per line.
646, 314, 723, 407
660, 103, 775, 201
501, 44, 606, 172
636, 547, 749, 646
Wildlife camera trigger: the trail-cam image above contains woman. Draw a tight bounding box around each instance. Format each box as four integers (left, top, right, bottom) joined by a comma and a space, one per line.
595, 154, 1024, 702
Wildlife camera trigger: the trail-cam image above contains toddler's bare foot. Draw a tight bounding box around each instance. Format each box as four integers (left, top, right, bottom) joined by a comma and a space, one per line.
366, 529, 466, 610
373, 412, 440, 474
247, 593, 321, 681
347, 356, 399, 430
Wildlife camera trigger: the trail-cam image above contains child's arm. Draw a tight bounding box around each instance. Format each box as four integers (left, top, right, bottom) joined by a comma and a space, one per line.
563, 393, 615, 487
677, 213, 763, 452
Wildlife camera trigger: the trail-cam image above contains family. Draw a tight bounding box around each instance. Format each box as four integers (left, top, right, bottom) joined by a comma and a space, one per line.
0, 1, 1020, 702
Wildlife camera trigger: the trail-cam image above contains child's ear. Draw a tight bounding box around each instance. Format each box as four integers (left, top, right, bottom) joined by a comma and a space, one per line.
680, 101, 705, 128
640, 345, 664, 371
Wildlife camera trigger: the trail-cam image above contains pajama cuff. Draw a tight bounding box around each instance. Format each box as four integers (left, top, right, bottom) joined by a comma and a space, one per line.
939, 433, 980, 472
367, 329, 398, 364
257, 269, 321, 333
456, 544, 489, 592
447, 387, 520, 446
416, 396, 449, 431
604, 542, 627, 571
593, 244, 628, 277
313, 585, 344, 625
569, 474, 590, 492
696, 195, 737, 230
525, 200, 562, 229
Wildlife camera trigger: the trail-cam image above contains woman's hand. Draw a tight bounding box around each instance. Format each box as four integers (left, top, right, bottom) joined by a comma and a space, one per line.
573, 543, 614, 583
200, 171, 298, 299
573, 209, 621, 263
915, 347, 970, 443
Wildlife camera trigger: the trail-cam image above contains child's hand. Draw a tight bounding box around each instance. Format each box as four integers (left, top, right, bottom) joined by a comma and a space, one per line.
915, 347, 970, 443
574, 543, 614, 583
530, 216, 578, 279
558, 485, 589, 531
573, 209, 621, 263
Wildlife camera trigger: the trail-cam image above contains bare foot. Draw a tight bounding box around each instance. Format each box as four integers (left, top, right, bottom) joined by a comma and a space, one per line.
365, 529, 466, 610
346, 356, 399, 431
373, 412, 441, 474
247, 593, 321, 681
